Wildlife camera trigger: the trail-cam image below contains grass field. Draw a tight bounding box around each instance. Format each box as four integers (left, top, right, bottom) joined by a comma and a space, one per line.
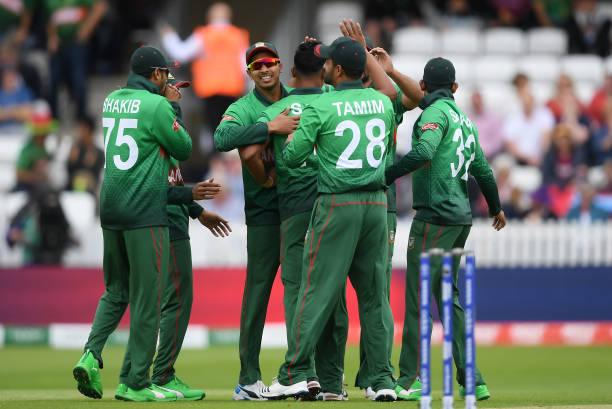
1, 345, 612, 408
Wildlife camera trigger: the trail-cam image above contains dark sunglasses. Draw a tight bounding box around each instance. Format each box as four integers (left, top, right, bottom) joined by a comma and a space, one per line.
247, 57, 280, 71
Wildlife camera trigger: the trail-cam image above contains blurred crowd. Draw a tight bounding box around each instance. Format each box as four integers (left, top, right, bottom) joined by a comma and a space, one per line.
364, 0, 611, 56
2, 0, 612, 265
466, 71, 612, 223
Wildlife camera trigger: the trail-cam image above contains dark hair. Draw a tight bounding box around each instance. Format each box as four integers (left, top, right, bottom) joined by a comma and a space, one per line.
424, 81, 453, 92
78, 115, 95, 131
332, 61, 363, 81
294, 41, 324, 76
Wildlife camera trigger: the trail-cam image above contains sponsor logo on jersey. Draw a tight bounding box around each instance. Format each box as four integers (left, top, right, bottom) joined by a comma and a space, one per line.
421, 123, 438, 131
220, 115, 235, 123
408, 236, 415, 250
173, 117, 180, 131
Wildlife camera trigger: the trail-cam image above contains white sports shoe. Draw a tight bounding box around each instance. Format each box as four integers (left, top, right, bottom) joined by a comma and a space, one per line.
260, 379, 308, 400
364, 386, 376, 401
317, 389, 349, 401
374, 388, 397, 402
232, 380, 268, 401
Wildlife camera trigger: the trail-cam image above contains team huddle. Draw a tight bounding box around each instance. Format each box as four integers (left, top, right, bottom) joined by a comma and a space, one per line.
71, 19, 506, 403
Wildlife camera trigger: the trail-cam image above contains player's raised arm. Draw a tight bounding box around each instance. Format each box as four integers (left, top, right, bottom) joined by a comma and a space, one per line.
153, 90, 192, 161
385, 106, 447, 184
371, 47, 423, 110
340, 19, 397, 102
283, 105, 320, 168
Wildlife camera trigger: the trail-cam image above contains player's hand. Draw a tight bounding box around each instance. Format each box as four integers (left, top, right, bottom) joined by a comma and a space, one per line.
192, 178, 221, 200
339, 19, 366, 49
262, 168, 276, 188
490, 210, 506, 231
267, 107, 300, 134
198, 210, 232, 237
370, 47, 394, 75
304, 35, 318, 43
163, 84, 181, 102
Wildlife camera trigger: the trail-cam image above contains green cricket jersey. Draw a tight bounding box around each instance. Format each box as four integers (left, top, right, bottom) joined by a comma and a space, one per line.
16, 139, 50, 171
387, 84, 409, 213
385, 89, 500, 225
45, 0, 95, 43
167, 158, 203, 241
256, 87, 323, 220
214, 85, 291, 226
100, 73, 192, 230
284, 80, 395, 194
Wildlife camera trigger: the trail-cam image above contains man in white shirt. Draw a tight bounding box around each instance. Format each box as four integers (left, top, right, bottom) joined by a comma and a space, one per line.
503, 91, 555, 167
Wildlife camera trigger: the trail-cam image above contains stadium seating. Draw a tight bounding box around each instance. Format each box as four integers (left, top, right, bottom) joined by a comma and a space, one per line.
526, 27, 568, 55
440, 28, 481, 54
518, 55, 561, 82
561, 55, 605, 82
475, 55, 519, 82
483, 27, 525, 55
392, 27, 439, 54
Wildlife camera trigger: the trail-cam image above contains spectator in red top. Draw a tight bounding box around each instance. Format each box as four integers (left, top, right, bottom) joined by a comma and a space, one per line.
587, 74, 612, 127
546, 74, 590, 147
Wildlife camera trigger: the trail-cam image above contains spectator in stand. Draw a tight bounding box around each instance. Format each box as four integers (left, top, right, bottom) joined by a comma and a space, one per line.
45, 0, 108, 119
600, 158, 612, 195
0, 0, 32, 46
65, 115, 104, 195
161, 2, 249, 152
490, 0, 537, 29
0, 40, 41, 99
566, 182, 609, 223
433, 0, 492, 29
363, 0, 398, 51
469, 90, 504, 159
536, 124, 585, 219
512, 72, 529, 95
14, 101, 55, 192
0, 49, 34, 132
546, 74, 591, 149
493, 154, 529, 219
587, 74, 612, 127
566, 0, 611, 57
503, 91, 555, 167
532, 0, 571, 27
591, 100, 612, 164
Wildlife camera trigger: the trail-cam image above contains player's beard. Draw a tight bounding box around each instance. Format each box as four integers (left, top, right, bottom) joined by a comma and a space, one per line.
323, 70, 335, 86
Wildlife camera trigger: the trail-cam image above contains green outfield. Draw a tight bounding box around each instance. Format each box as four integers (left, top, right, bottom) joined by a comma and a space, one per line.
1, 345, 611, 408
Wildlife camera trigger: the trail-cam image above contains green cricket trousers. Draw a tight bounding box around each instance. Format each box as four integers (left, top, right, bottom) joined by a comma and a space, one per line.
355, 211, 397, 389
84, 227, 168, 390
238, 224, 281, 385
277, 191, 394, 392
281, 211, 349, 394
397, 219, 486, 390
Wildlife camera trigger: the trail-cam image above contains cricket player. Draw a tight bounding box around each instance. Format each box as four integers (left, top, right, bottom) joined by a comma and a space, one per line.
385, 57, 506, 401
354, 44, 425, 399
115, 76, 232, 401
261, 36, 397, 402
213, 42, 300, 400
72, 46, 192, 402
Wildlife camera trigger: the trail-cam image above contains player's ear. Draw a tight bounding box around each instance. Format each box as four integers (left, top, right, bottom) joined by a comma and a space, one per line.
279, 61, 283, 73
419, 79, 426, 91
451, 82, 459, 94
291, 66, 296, 78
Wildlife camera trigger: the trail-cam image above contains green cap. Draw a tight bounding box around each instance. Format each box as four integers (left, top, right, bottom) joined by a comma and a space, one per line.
423, 57, 455, 85
245, 42, 279, 64
130, 46, 178, 75
314, 36, 366, 72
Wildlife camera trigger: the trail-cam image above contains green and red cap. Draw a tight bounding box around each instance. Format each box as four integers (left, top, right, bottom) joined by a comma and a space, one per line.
314, 36, 366, 72
130, 45, 179, 75
423, 57, 455, 85
245, 42, 279, 64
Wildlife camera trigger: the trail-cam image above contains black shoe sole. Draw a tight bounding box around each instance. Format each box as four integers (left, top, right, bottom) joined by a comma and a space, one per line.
375, 395, 396, 402
74, 367, 102, 399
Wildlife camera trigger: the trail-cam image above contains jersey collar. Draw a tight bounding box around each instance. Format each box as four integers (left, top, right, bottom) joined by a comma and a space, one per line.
288, 86, 323, 95
418, 88, 454, 110
254, 83, 290, 106
335, 80, 365, 91
125, 72, 161, 95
